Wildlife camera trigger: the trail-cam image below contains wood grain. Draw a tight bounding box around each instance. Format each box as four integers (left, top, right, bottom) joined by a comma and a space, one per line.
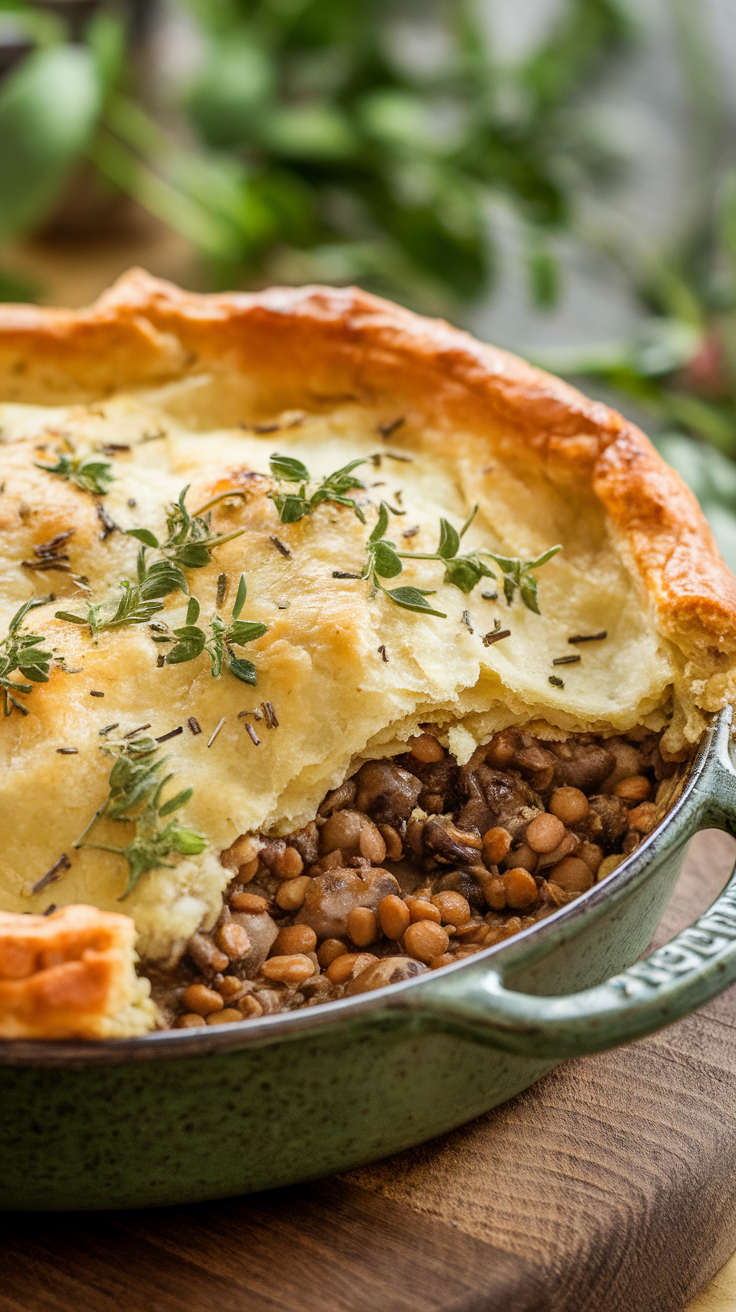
0, 1181, 548, 1312
1, 830, 735, 1312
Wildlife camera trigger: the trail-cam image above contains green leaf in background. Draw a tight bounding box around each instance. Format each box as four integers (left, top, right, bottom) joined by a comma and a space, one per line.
0, 44, 101, 242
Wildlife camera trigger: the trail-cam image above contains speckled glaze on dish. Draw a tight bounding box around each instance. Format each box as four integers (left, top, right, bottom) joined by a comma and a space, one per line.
3, 710, 736, 1212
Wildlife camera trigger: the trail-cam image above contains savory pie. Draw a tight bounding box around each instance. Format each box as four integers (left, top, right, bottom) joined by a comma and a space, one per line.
0, 271, 734, 1038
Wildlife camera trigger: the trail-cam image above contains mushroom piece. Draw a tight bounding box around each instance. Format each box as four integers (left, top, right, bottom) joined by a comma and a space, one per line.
354, 759, 423, 826
297, 867, 400, 939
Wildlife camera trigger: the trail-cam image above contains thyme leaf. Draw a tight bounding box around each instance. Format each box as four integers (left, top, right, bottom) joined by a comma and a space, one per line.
361, 502, 446, 618
127, 485, 245, 569
74, 737, 206, 899
34, 452, 114, 496
56, 548, 188, 635
398, 505, 561, 612
268, 453, 371, 524
0, 595, 55, 717
165, 574, 268, 684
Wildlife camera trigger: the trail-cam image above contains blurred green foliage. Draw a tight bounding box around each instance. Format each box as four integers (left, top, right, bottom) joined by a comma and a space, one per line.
0, 0, 630, 308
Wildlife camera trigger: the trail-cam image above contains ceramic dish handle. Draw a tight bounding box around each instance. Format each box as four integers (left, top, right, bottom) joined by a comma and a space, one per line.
415, 709, 736, 1059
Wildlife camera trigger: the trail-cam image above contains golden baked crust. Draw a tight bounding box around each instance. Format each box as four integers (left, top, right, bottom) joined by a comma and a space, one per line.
0, 270, 734, 996
0, 904, 156, 1038
0, 268, 733, 683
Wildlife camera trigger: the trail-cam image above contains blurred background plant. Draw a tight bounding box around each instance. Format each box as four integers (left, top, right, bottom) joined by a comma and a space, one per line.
2, 0, 736, 564
0, 0, 631, 310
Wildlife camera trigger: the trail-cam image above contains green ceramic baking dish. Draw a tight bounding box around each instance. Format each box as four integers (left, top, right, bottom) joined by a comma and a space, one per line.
2, 706, 736, 1212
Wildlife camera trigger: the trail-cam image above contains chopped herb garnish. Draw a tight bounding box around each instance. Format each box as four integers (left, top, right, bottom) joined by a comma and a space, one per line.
549, 675, 565, 688
207, 716, 226, 747
482, 628, 511, 646
270, 535, 291, 557
74, 738, 206, 898
268, 453, 373, 525
56, 747, 78, 755
126, 485, 244, 569
378, 417, 405, 439
552, 654, 581, 666
378, 644, 389, 662
21, 530, 75, 574
187, 717, 201, 735
34, 451, 113, 496
89, 690, 105, 697
216, 573, 228, 607
262, 701, 278, 728
568, 631, 608, 644
123, 723, 151, 739
0, 596, 55, 717
156, 726, 183, 743
243, 722, 260, 746
165, 574, 268, 686
96, 503, 117, 540
31, 853, 71, 896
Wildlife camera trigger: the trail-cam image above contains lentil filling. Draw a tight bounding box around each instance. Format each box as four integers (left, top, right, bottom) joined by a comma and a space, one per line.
146, 727, 681, 1029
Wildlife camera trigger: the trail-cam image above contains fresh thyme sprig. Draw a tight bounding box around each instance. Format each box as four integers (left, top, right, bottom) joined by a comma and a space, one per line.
34, 451, 113, 496
268, 453, 371, 524
165, 575, 268, 685
55, 547, 188, 635
127, 485, 244, 568
361, 503, 447, 618
74, 737, 207, 898
398, 505, 562, 613
360, 503, 561, 617
0, 596, 54, 717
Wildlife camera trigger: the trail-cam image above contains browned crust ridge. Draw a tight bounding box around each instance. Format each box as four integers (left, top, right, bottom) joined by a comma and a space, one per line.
0, 268, 734, 676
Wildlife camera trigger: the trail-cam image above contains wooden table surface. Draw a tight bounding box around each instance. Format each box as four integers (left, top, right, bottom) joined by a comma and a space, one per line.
3, 829, 736, 1312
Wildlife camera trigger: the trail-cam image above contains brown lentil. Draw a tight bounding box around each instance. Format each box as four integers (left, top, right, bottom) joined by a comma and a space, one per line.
261, 954, 315, 985
216, 975, 246, 1001
431, 891, 471, 927
503, 868, 538, 909
405, 896, 442, 924
182, 984, 224, 1017
272, 925, 318, 956
206, 1008, 242, 1025
482, 826, 512, 866
484, 876, 507, 911
230, 891, 272, 913
549, 786, 589, 825
275, 875, 311, 911
503, 843, 538, 874
550, 856, 594, 894
216, 921, 252, 959
272, 845, 304, 880
613, 775, 651, 802
409, 732, 444, 763
405, 920, 450, 964
379, 894, 411, 940
378, 823, 403, 860
525, 813, 566, 853
325, 952, 377, 984
317, 938, 349, 968
347, 906, 379, 947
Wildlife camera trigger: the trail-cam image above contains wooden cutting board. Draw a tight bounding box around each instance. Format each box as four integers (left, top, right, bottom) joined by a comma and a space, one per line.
3, 830, 736, 1312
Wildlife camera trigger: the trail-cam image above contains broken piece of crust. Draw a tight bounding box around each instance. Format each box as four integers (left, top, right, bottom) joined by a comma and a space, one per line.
0, 904, 157, 1039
